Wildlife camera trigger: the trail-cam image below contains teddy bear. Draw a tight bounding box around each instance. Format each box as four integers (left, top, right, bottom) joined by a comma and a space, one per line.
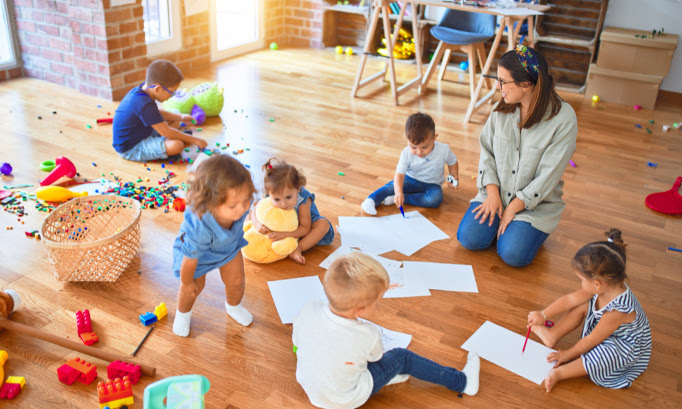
242, 197, 299, 263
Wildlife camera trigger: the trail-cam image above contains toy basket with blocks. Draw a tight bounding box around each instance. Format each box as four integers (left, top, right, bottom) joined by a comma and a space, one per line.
41, 195, 141, 282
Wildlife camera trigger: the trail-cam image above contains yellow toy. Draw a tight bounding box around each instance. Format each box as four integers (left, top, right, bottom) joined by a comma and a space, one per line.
36, 186, 87, 202
335, 45, 343, 54
153, 302, 167, 320
0, 350, 7, 387
242, 197, 299, 263
345, 47, 354, 55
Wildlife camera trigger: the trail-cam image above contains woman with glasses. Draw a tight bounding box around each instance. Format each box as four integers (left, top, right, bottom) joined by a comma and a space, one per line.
456, 45, 578, 267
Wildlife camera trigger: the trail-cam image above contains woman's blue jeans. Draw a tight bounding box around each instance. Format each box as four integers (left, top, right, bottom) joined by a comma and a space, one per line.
457, 202, 549, 267
368, 174, 443, 208
367, 348, 466, 395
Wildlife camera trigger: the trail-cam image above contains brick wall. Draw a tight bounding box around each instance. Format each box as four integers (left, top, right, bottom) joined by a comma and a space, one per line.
284, 0, 323, 48
265, 0, 285, 46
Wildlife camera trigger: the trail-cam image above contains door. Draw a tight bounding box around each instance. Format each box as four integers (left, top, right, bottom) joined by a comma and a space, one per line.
210, 0, 264, 62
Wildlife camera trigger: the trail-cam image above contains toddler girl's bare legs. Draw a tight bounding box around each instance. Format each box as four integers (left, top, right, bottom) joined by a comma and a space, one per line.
532, 302, 588, 348
544, 358, 588, 392
173, 275, 206, 337
219, 253, 252, 326
289, 219, 330, 265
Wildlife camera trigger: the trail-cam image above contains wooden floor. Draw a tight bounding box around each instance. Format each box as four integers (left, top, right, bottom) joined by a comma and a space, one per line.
1, 48, 681, 409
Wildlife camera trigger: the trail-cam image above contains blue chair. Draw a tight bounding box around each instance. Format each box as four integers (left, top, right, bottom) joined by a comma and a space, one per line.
422, 9, 496, 99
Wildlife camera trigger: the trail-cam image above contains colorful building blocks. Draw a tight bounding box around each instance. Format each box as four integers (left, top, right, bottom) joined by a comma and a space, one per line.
76, 309, 99, 345
139, 312, 157, 326
57, 357, 98, 385
153, 302, 167, 321
98, 376, 134, 409
108, 361, 142, 385
172, 198, 186, 212
0, 376, 24, 399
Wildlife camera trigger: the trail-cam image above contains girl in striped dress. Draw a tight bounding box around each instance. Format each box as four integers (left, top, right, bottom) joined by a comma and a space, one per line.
527, 229, 651, 392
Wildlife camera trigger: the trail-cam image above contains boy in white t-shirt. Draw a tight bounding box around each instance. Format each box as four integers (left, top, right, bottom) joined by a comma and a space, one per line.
362, 112, 459, 215
292, 253, 480, 409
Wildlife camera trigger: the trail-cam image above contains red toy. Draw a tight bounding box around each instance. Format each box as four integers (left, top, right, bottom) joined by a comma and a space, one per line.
57, 357, 98, 385
0, 376, 24, 399
646, 176, 682, 215
96, 118, 114, 124
107, 360, 142, 385
76, 309, 99, 346
98, 376, 134, 408
173, 198, 186, 211
39, 156, 77, 186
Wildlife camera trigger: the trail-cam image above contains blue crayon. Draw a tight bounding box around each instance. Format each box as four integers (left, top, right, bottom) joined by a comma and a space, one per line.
399, 205, 405, 218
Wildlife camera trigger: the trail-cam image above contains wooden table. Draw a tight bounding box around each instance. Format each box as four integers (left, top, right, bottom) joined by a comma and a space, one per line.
351, 0, 550, 123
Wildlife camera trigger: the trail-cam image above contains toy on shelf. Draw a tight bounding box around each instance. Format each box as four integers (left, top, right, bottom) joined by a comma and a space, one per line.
108, 360, 142, 385
57, 357, 98, 385
163, 82, 224, 117
191, 105, 206, 126
0, 376, 24, 399
76, 309, 98, 346
98, 376, 133, 409
0, 163, 12, 175
646, 176, 682, 215
36, 186, 87, 202
143, 375, 210, 409
139, 312, 157, 326
39, 156, 77, 186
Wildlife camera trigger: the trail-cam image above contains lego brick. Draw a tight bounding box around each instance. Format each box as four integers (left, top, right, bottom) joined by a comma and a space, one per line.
153, 302, 167, 321
107, 360, 142, 385
0, 382, 22, 399
99, 395, 134, 409
139, 312, 157, 326
80, 331, 99, 345
57, 363, 81, 385
76, 309, 93, 334
64, 357, 98, 385
98, 376, 133, 404
5, 377, 24, 388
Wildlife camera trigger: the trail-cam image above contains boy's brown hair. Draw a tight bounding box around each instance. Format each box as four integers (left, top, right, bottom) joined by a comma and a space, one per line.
571, 228, 627, 284
187, 155, 256, 218
146, 59, 184, 88
262, 157, 306, 195
405, 112, 436, 145
323, 253, 390, 312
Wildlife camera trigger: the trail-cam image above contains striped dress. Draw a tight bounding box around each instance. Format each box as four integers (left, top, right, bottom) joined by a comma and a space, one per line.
581, 285, 652, 388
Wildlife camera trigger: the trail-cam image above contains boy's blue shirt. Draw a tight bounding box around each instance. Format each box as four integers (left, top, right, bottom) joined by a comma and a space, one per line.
112, 84, 165, 153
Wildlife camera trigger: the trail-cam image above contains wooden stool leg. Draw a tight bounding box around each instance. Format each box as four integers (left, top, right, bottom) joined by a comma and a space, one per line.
380, 2, 398, 104
438, 48, 452, 82
422, 40, 446, 90
477, 43, 492, 89
467, 44, 477, 100
351, 2, 383, 97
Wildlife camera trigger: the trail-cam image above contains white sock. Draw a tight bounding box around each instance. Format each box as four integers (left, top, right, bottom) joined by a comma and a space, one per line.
173, 309, 192, 337
383, 195, 395, 205
462, 352, 480, 396
4, 289, 21, 312
225, 301, 253, 326
386, 374, 410, 385
361, 198, 377, 215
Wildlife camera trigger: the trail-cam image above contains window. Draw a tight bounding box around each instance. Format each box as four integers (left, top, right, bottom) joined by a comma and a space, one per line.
0, 0, 17, 69
142, 0, 182, 56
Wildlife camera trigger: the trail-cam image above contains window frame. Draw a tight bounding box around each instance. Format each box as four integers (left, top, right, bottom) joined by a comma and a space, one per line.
144, 0, 182, 57
0, 0, 19, 70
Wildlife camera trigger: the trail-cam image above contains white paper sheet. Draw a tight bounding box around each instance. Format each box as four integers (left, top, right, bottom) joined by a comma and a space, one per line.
268, 276, 328, 324
403, 261, 478, 293
461, 321, 557, 385
489, 7, 544, 16
319, 246, 402, 271
383, 266, 431, 298
187, 152, 211, 173
359, 319, 412, 351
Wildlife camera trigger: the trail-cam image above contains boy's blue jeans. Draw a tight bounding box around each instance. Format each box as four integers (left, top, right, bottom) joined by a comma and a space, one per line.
368, 175, 443, 208
456, 202, 549, 267
367, 348, 466, 395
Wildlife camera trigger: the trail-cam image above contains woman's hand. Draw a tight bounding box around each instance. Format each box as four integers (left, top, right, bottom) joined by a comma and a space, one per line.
473, 194, 503, 226
497, 207, 515, 237
547, 350, 571, 368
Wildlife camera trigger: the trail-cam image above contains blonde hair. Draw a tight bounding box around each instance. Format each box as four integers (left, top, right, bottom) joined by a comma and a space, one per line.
323, 253, 390, 312
187, 155, 256, 218
262, 157, 306, 195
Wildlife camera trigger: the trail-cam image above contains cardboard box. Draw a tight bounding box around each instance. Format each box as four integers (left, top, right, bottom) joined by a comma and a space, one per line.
597, 27, 678, 77
585, 64, 662, 110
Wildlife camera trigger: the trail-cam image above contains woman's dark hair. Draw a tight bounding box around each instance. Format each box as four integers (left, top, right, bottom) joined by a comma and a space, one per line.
571, 229, 627, 284
494, 47, 562, 129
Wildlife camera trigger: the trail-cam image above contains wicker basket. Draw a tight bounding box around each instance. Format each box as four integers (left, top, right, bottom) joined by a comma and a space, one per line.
41, 195, 142, 282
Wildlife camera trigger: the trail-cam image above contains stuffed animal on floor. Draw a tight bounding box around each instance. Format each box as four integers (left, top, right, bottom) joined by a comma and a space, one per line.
0, 289, 21, 319
242, 198, 299, 263
162, 82, 225, 117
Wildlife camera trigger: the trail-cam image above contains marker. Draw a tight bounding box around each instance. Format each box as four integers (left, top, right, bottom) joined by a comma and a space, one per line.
669, 247, 682, 252
522, 326, 531, 355
132, 325, 155, 357
569, 160, 576, 167
399, 205, 405, 218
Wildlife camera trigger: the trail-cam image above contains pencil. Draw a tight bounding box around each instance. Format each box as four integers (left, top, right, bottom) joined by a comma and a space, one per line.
522, 326, 531, 355
132, 325, 155, 357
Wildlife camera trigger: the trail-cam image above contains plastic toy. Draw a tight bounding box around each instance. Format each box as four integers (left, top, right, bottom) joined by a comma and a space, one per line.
76, 309, 98, 346
242, 197, 299, 263
153, 302, 167, 320
139, 312, 157, 326
0, 350, 7, 387
191, 105, 206, 126
634, 105, 642, 110
40, 160, 56, 172
39, 156, 77, 186
0, 376, 24, 399
163, 82, 224, 117
108, 361, 142, 385
173, 198, 186, 211
143, 375, 210, 409
345, 47, 353, 55
98, 376, 134, 409
1, 163, 12, 175
36, 186, 87, 202
269, 42, 278, 50
335, 45, 343, 54
591, 95, 599, 103
57, 357, 98, 385
646, 176, 682, 215
97, 118, 114, 124
459, 61, 468, 71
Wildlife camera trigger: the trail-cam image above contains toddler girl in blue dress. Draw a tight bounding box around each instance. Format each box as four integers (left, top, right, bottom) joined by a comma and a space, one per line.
248, 158, 334, 264
172, 155, 257, 336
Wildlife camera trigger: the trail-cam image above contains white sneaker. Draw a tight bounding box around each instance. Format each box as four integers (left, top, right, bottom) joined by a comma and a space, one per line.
462, 352, 480, 396
361, 198, 377, 215
383, 195, 395, 205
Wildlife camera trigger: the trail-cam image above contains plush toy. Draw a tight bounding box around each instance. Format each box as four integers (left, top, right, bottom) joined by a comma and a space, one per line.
0, 290, 20, 319
162, 82, 224, 117
242, 198, 299, 263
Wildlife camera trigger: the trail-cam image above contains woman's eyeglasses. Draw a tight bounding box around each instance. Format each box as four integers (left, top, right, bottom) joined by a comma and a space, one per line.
483, 74, 515, 86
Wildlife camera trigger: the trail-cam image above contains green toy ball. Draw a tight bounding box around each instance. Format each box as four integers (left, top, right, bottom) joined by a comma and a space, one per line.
270, 42, 278, 50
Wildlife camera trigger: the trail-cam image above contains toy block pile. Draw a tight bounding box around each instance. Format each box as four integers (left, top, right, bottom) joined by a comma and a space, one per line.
139, 302, 167, 326
57, 357, 98, 385
98, 376, 133, 409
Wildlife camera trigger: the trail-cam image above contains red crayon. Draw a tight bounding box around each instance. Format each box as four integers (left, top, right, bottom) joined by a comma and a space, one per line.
522, 326, 531, 355
96, 118, 113, 124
